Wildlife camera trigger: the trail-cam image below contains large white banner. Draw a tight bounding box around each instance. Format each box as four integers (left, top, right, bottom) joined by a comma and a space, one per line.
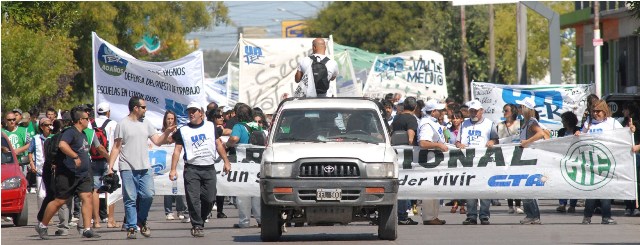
239, 37, 334, 114
122, 129, 636, 201
334, 51, 363, 97
363, 50, 448, 100
204, 75, 229, 106
471, 82, 594, 136
92, 32, 207, 129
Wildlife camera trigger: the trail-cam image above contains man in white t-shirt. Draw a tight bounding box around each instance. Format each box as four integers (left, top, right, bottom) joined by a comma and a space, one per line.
93, 102, 120, 228
294, 38, 339, 97
455, 99, 499, 225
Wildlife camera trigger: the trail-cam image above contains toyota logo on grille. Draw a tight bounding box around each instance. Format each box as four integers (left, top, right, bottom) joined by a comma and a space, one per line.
323, 165, 336, 173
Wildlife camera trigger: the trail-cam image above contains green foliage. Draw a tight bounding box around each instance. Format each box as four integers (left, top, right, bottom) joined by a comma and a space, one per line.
1, 24, 78, 111
1, 1, 230, 111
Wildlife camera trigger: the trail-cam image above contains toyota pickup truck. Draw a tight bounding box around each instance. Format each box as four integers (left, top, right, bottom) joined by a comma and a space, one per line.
259, 98, 399, 241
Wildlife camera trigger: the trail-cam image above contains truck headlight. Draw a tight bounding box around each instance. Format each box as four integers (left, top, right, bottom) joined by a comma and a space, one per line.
1, 177, 22, 190
262, 162, 293, 178
366, 163, 395, 178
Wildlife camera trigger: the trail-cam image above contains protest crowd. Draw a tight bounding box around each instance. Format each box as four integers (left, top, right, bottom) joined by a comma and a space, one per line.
2, 38, 639, 240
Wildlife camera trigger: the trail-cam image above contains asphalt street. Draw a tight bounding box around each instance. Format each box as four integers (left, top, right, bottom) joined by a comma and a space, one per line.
2, 194, 639, 244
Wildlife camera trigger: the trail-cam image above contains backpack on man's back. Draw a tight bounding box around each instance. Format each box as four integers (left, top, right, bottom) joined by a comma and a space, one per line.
310, 55, 330, 94
43, 127, 72, 166
89, 119, 110, 160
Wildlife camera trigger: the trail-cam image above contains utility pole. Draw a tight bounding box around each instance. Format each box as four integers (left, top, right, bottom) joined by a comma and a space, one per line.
516, 3, 527, 85
489, 4, 495, 83
461, 5, 469, 102
593, 1, 602, 97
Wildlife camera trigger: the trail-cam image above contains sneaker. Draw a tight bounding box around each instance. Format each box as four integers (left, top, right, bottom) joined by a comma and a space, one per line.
36, 225, 50, 240
139, 222, 151, 237
68, 221, 78, 227
55, 229, 69, 236
508, 207, 515, 214
423, 218, 446, 225
601, 217, 617, 224
556, 205, 566, 213
515, 207, 524, 214
398, 218, 418, 225
217, 212, 227, 218
71, 217, 79, 222
567, 206, 576, 213
520, 217, 542, 224
582, 217, 591, 224
126, 228, 137, 239
633, 209, 640, 216
181, 217, 191, 223
178, 212, 185, 220
166, 213, 175, 220
191, 226, 204, 237
480, 218, 490, 225
462, 218, 477, 225
82, 229, 101, 238
101, 218, 108, 223
624, 209, 633, 216
205, 219, 209, 223
212, 204, 218, 211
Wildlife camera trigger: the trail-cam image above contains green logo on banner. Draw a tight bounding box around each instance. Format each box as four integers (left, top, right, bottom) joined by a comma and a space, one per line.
560, 140, 616, 191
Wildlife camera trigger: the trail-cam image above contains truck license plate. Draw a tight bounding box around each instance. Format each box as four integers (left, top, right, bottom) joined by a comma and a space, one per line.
316, 188, 342, 201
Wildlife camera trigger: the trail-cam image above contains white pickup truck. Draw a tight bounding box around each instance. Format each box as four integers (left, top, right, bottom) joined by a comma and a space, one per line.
259, 98, 399, 241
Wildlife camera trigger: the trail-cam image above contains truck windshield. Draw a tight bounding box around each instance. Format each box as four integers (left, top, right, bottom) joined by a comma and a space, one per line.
273, 109, 386, 144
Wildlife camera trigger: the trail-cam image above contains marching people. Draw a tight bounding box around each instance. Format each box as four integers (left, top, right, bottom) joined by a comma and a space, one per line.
455, 99, 499, 225
556, 111, 580, 213
516, 97, 547, 225
161, 110, 189, 222
107, 96, 175, 239
418, 99, 449, 225
294, 38, 339, 97
27, 118, 53, 210
575, 99, 634, 225
169, 102, 231, 237
446, 110, 466, 215
496, 103, 524, 214
226, 104, 262, 228
390, 97, 420, 225
207, 108, 229, 219
36, 106, 101, 239
94, 102, 122, 228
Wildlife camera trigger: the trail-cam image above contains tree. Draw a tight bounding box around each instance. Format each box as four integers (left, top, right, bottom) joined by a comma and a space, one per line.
1, 2, 80, 111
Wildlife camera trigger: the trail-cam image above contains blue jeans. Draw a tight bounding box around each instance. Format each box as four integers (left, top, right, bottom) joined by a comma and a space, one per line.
522, 199, 540, 219
559, 199, 578, 206
121, 169, 155, 229
466, 199, 491, 220
397, 200, 410, 221
236, 196, 261, 227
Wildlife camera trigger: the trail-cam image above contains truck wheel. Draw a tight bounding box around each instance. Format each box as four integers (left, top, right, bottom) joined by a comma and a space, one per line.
377, 203, 397, 240
260, 199, 282, 242
13, 197, 28, 227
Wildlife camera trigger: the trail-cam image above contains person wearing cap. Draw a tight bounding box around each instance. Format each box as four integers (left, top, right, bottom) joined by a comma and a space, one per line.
514, 97, 547, 225
106, 96, 175, 239
169, 101, 231, 237
390, 97, 420, 225
455, 99, 499, 225
418, 99, 449, 225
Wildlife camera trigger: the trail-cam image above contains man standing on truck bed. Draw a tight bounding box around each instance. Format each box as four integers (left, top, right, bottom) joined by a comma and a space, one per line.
294, 38, 339, 97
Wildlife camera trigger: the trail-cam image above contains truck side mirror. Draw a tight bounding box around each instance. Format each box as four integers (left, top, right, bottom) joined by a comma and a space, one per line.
390, 130, 409, 146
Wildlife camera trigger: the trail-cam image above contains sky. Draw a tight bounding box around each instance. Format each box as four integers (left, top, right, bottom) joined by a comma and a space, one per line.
186, 1, 329, 52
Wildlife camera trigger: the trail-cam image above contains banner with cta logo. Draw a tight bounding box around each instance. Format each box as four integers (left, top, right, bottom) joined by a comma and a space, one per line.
110, 129, 636, 205
396, 128, 637, 200
92, 32, 207, 129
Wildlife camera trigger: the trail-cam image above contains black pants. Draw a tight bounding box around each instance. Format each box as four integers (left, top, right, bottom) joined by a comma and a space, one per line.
216, 196, 225, 214
37, 165, 55, 222
184, 164, 217, 228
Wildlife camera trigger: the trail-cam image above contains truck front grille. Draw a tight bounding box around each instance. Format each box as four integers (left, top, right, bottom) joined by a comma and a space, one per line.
299, 163, 360, 177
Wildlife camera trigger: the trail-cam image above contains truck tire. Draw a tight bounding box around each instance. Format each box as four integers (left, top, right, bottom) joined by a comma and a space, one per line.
377, 203, 397, 240
260, 199, 282, 242
13, 197, 28, 227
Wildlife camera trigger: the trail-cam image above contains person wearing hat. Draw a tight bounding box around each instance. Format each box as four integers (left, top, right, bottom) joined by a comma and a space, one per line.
418, 99, 449, 225
106, 96, 175, 239
169, 101, 231, 237
455, 99, 499, 225
515, 97, 547, 225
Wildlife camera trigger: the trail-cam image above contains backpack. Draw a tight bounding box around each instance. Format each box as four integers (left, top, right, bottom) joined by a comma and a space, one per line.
90, 119, 111, 160
309, 55, 330, 94
43, 127, 72, 166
